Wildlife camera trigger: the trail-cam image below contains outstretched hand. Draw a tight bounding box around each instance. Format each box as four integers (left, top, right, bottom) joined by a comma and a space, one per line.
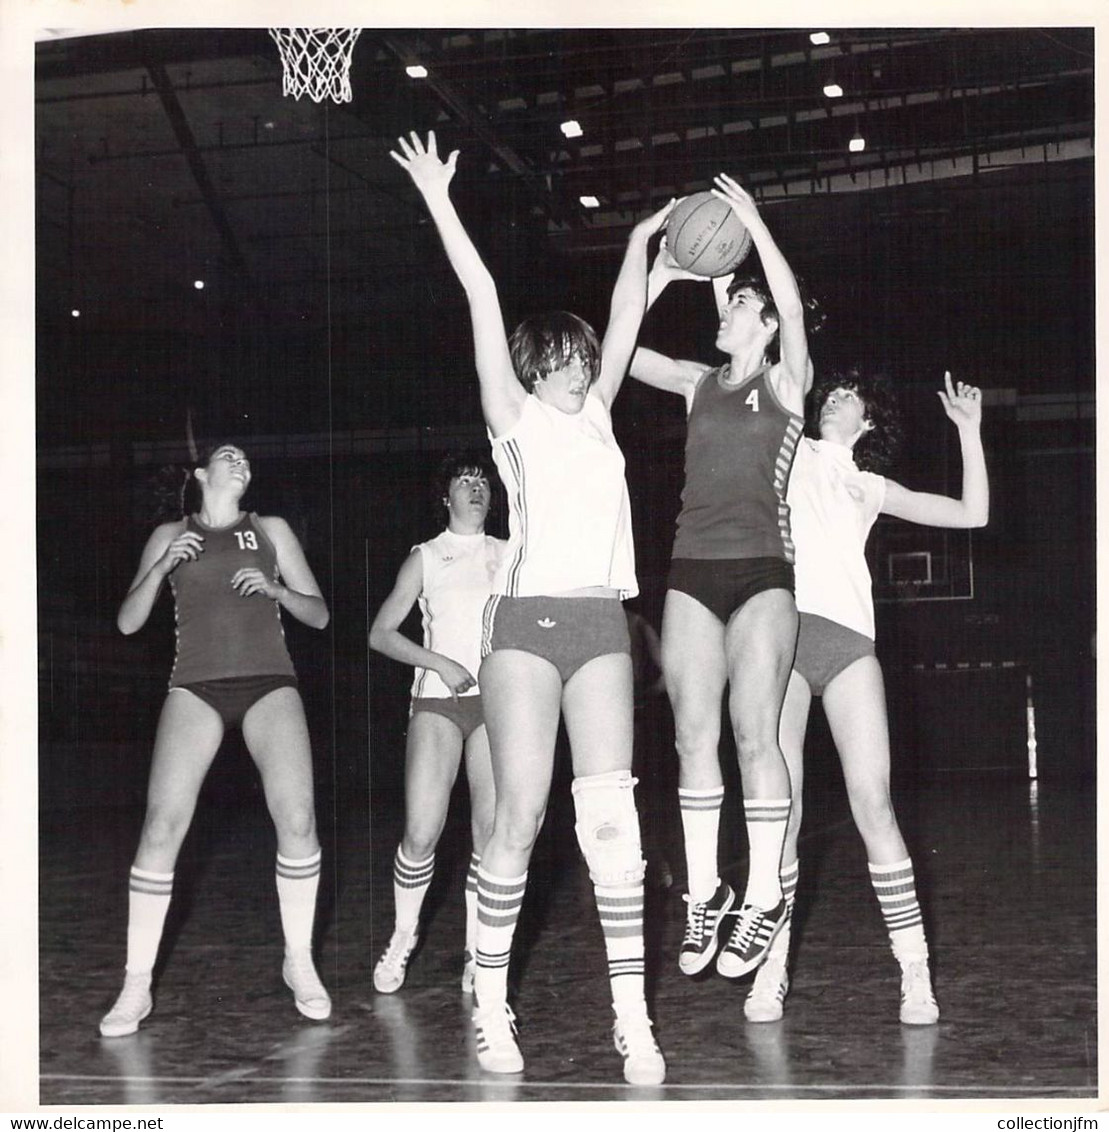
710, 173, 762, 229
937, 371, 983, 428
389, 130, 458, 196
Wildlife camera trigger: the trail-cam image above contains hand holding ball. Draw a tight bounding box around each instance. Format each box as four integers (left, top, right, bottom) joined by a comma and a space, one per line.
665, 191, 753, 277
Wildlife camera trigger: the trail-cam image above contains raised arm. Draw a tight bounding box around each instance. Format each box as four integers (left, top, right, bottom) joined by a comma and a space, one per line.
368, 549, 477, 700
593, 200, 674, 407
881, 375, 989, 529
711, 174, 812, 399
628, 239, 713, 407
117, 519, 197, 635
389, 131, 525, 436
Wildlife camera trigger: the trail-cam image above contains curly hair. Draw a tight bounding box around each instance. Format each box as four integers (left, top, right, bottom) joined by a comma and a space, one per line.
508, 311, 601, 393
725, 270, 826, 364
434, 448, 498, 516
807, 369, 902, 474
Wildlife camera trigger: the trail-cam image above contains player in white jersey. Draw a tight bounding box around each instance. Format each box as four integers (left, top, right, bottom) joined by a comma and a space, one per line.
369, 452, 505, 996
391, 130, 670, 1086
744, 371, 988, 1026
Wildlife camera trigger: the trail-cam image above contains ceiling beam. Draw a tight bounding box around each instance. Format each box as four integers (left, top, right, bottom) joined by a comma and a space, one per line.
144, 59, 247, 273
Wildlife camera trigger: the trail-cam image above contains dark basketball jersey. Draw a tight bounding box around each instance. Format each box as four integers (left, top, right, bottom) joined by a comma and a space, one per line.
673, 365, 804, 563
168, 512, 295, 686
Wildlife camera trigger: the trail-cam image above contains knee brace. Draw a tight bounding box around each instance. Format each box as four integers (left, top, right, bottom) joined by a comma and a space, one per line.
570, 770, 645, 887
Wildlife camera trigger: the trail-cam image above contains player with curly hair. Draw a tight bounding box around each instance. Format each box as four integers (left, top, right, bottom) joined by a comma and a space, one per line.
743, 371, 988, 1025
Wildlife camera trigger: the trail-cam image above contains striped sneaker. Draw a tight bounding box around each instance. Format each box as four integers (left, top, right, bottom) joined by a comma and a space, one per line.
678, 882, 735, 975
373, 927, 418, 994
472, 1001, 524, 1074
743, 953, 790, 1021
613, 1008, 666, 1085
716, 898, 788, 978
99, 973, 153, 1037
899, 959, 939, 1025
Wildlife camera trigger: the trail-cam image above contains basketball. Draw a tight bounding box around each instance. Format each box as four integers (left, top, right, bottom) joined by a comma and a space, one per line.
666, 191, 753, 277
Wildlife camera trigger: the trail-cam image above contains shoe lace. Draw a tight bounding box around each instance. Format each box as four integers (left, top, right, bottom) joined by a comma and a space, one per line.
730, 904, 764, 950
381, 930, 415, 968
682, 895, 709, 945
902, 960, 935, 1004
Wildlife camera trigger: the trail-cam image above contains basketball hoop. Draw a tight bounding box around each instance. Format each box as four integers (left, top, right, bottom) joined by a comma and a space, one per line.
268, 28, 362, 104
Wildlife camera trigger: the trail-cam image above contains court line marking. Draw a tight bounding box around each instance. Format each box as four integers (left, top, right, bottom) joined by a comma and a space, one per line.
40, 1074, 1096, 1095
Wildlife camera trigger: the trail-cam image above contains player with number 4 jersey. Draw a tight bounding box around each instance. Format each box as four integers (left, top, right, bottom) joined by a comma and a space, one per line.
630, 174, 824, 989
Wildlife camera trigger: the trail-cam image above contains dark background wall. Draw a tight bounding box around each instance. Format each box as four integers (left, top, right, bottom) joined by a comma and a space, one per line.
36, 159, 1095, 817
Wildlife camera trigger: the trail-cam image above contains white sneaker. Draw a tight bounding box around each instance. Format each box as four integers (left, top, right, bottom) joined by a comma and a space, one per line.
99, 972, 153, 1037
472, 1000, 524, 1074
282, 950, 332, 1020
613, 1007, 666, 1085
461, 950, 476, 995
899, 958, 939, 1025
372, 927, 418, 994
744, 953, 790, 1022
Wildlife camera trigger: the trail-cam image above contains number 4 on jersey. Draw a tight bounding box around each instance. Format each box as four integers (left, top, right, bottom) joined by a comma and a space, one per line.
745, 388, 760, 412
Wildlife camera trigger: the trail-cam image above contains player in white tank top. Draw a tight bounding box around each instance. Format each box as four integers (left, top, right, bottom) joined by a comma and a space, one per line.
392, 129, 671, 1085
746, 371, 988, 1026
369, 453, 506, 997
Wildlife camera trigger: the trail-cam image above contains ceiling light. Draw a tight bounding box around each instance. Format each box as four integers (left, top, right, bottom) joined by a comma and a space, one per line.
70, 309, 80, 318
823, 82, 843, 98
809, 32, 831, 46
561, 119, 583, 139
849, 132, 866, 153
194, 280, 205, 290
579, 195, 600, 208
406, 64, 428, 79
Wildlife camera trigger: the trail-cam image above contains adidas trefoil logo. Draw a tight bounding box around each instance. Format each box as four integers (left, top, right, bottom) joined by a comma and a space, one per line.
537, 617, 557, 628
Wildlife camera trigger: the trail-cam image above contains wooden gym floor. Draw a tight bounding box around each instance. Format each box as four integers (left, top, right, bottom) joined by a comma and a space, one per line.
35, 739, 1097, 1107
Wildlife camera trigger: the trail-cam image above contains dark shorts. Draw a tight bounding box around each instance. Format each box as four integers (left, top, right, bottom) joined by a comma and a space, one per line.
410, 694, 486, 741
481, 594, 631, 684
668, 557, 795, 626
793, 613, 875, 695
170, 674, 299, 728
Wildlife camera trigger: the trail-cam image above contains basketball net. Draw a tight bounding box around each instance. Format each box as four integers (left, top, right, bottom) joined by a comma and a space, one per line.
268, 28, 362, 104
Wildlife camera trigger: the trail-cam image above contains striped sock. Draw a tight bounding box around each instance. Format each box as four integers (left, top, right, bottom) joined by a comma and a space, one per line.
594, 881, 646, 1011
464, 851, 481, 958
743, 798, 791, 910
275, 849, 322, 954
869, 858, 928, 963
767, 857, 799, 958
125, 866, 174, 976
392, 847, 435, 932
473, 867, 527, 1008
679, 786, 724, 903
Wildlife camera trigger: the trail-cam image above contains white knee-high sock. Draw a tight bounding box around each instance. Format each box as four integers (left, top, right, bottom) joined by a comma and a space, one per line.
472, 867, 527, 1008
125, 866, 174, 978
594, 881, 646, 1012
276, 849, 321, 955
743, 798, 790, 909
679, 786, 724, 903
392, 846, 435, 932
869, 857, 928, 964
